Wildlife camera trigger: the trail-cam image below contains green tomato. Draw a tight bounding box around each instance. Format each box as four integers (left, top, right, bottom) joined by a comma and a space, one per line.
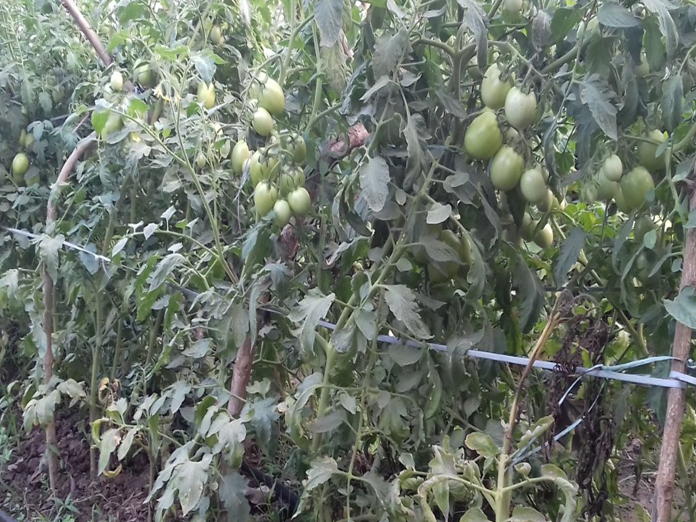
94, 111, 123, 138
576, 18, 600, 41
637, 130, 666, 171
481, 64, 513, 110
258, 78, 285, 116
19, 130, 27, 147
249, 151, 265, 186
613, 186, 631, 213
210, 25, 223, 45
489, 145, 524, 191
135, 64, 156, 88
520, 212, 537, 241
279, 173, 296, 196
464, 110, 503, 160
504, 87, 537, 129
634, 215, 656, 244
582, 183, 598, 204
110, 70, 124, 92
621, 166, 654, 210
288, 187, 311, 215
440, 229, 466, 278
252, 107, 274, 136
284, 133, 307, 163
197, 82, 216, 109
259, 151, 280, 178
520, 168, 547, 203
231, 141, 251, 175
637, 53, 649, 77
602, 154, 623, 182
254, 181, 278, 216
293, 167, 306, 187
596, 172, 619, 200
273, 199, 292, 226
536, 188, 556, 212
196, 152, 206, 169
534, 222, 554, 248
11, 153, 29, 181
503, 0, 523, 14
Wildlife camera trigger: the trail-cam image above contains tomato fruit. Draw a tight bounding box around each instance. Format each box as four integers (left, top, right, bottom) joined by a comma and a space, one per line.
12, 153, 29, 180
637, 53, 649, 77
534, 222, 554, 248
288, 187, 311, 215
576, 18, 600, 41
602, 154, 623, 182
210, 25, 223, 45
634, 215, 656, 244
135, 64, 155, 88
18, 130, 27, 147
440, 230, 466, 278
197, 82, 216, 109
249, 151, 265, 186
284, 133, 307, 163
582, 183, 598, 204
293, 167, 306, 187
95, 111, 123, 138
481, 64, 513, 110
637, 130, 666, 171
279, 173, 296, 196
520, 212, 536, 241
273, 199, 292, 226
252, 107, 274, 136
254, 181, 278, 216
520, 168, 547, 203
536, 188, 555, 212
489, 145, 524, 191
259, 151, 280, 178
258, 78, 286, 116
231, 141, 250, 175
503, 0, 523, 14
596, 172, 619, 200
621, 166, 654, 210
613, 186, 631, 213
504, 87, 537, 129
464, 110, 502, 160
196, 152, 206, 169
110, 70, 124, 92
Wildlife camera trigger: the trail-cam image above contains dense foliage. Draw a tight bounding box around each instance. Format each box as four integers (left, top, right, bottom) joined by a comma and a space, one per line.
2, 0, 696, 520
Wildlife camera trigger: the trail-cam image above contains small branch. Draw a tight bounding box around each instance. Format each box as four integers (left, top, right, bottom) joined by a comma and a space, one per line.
653, 167, 696, 521
228, 337, 254, 417
60, 0, 112, 66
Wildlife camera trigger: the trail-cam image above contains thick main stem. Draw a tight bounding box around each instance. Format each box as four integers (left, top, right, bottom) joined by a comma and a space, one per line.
60, 0, 112, 66
653, 182, 696, 522
89, 293, 103, 479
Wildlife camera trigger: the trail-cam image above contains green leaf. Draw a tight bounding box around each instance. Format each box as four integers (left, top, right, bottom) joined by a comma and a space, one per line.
309, 409, 346, 433
183, 339, 210, 358
305, 456, 339, 490
57, 379, 86, 400
662, 74, 683, 132
315, 0, 344, 47
642, 0, 678, 58
459, 507, 491, 522
99, 428, 120, 475
664, 286, 696, 329
531, 11, 551, 52
509, 506, 547, 522
598, 3, 640, 27
173, 455, 212, 515
388, 343, 423, 366
420, 237, 461, 263
464, 432, 498, 457
288, 290, 335, 355
219, 473, 250, 522
39, 234, 64, 281
384, 285, 432, 339
580, 74, 618, 141
372, 29, 411, 78
149, 253, 184, 291
112, 237, 128, 257
360, 76, 391, 101
457, 0, 488, 69
91, 110, 109, 136
128, 98, 149, 118
554, 228, 585, 288
514, 254, 545, 333
404, 113, 428, 190
427, 202, 452, 224
540, 463, 568, 480
117, 427, 139, 461
192, 52, 216, 85
613, 216, 635, 273
549, 8, 582, 43
169, 381, 191, 415
359, 156, 390, 212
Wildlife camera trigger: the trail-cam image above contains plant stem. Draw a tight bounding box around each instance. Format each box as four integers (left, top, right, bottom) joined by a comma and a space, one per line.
89, 292, 103, 480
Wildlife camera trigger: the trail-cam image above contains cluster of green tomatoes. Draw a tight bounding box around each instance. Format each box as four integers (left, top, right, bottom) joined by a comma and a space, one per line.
231, 74, 311, 226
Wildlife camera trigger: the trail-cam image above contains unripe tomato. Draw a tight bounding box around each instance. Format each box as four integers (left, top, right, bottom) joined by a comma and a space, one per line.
273, 199, 292, 226
602, 154, 623, 182
12, 153, 29, 180
637, 53, 649, 77
231, 141, 250, 175
464, 110, 503, 160
536, 188, 555, 212
196, 152, 206, 169
24, 133, 35, 148
504, 87, 537, 129
576, 18, 600, 41
288, 187, 311, 215
259, 151, 280, 178
481, 64, 513, 110
520, 168, 547, 203
254, 181, 278, 216
94, 111, 123, 138
279, 173, 296, 196
440, 230, 466, 278
582, 183, 598, 204
293, 167, 306, 187
210, 25, 223, 45
249, 151, 265, 186
252, 107, 274, 136
621, 166, 654, 210
197, 82, 216, 109
284, 133, 307, 163
110, 70, 124, 92
520, 212, 537, 241
634, 215, 656, 244
489, 145, 524, 191
534, 222, 554, 248
596, 172, 619, 200
637, 130, 666, 171
258, 78, 285, 116
613, 186, 631, 213
135, 64, 156, 88
503, 0, 523, 14
19, 130, 27, 147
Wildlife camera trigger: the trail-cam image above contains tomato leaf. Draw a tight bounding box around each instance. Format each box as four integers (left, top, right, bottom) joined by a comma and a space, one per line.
642, 0, 678, 58
664, 286, 696, 329
359, 156, 390, 212
219, 473, 250, 522
384, 284, 432, 339
661, 74, 683, 132
305, 456, 339, 490
580, 74, 618, 141
372, 29, 411, 78
514, 253, 545, 333
315, 0, 344, 47
598, 3, 641, 27
554, 227, 586, 288
288, 289, 336, 355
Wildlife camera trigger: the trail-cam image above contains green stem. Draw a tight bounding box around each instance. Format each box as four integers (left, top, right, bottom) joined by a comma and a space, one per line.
110, 319, 124, 381
89, 292, 103, 480
309, 23, 324, 126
